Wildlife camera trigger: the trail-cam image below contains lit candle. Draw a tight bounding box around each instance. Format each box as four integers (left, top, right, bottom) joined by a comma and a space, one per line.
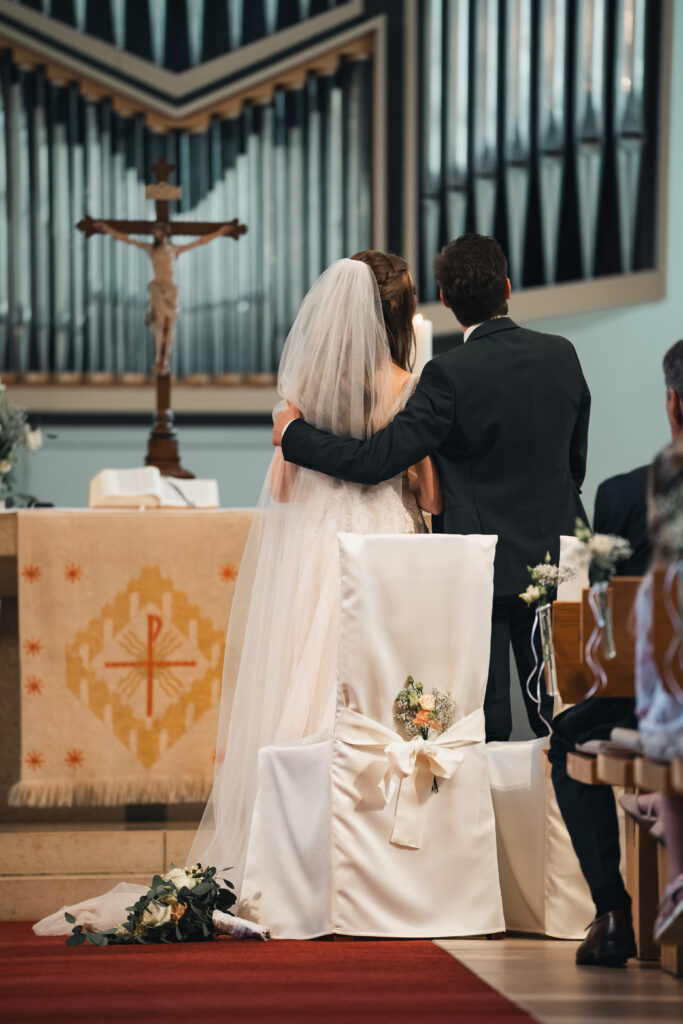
412, 314, 433, 374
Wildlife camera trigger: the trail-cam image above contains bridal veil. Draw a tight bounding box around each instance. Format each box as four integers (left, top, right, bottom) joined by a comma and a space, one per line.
189, 259, 413, 892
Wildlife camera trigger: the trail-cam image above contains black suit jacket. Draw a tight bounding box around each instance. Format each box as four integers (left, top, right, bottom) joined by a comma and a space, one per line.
593, 465, 651, 576
282, 317, 591, 596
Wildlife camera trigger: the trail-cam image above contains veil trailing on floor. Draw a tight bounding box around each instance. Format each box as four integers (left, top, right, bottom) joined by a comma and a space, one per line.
188, 259, 416, 895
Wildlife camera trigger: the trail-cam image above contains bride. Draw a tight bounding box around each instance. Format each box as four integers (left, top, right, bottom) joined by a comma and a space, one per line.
35, 253, 442, 936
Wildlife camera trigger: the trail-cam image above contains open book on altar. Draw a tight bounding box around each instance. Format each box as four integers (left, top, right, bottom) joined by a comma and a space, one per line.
89, 468, 219, 509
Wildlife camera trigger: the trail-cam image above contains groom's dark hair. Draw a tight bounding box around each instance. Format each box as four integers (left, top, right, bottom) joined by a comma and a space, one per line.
434, 234, 509, 326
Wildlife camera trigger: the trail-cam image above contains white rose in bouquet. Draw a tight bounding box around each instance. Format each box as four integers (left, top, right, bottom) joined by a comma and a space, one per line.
418, 693, 435, 711
164, 867, 198, 891
141, 900, 172, 928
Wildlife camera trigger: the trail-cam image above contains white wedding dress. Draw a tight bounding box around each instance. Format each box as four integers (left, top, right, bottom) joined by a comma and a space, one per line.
34, 259, 429, 938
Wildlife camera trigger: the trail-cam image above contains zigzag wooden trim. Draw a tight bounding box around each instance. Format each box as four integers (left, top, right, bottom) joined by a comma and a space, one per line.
0, 26, 374, 133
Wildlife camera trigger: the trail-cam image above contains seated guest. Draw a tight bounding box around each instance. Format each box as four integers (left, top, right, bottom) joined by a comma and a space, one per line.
593, 466, 651, 575
635, 443, 683, 943
548, 338, 683, 967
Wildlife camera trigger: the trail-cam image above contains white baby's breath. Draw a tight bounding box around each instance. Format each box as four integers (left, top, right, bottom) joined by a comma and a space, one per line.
574, 520, 633, 583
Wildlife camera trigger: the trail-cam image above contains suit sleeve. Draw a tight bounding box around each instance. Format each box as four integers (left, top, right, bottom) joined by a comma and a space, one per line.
569, 357, 591, 493
282, 359, 455, 485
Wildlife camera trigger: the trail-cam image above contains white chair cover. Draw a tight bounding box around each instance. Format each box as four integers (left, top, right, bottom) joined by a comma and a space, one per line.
486, 738, 594, 938
484, 538, 594, 939
242, 533, 505, 938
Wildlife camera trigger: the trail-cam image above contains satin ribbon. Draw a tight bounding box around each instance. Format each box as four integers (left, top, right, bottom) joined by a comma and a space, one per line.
524, 607, 552, 734
335, 706, 485, 849
584, 583, 608, 698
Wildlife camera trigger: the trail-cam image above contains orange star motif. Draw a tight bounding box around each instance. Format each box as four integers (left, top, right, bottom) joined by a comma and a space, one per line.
25, 750, 44, 771
65, 749, 85, 770
25, 676, 43, 696
219, 563, 238, 583
24, 637, 43, 657
21, 564, 41, 584
64, 563, 82, 583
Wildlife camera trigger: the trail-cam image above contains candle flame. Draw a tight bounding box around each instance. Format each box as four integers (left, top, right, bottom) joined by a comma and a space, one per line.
413, 313, 424, 325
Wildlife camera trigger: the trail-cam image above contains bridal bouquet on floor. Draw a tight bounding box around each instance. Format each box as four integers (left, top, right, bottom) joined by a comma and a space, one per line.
65, 864, 269, 947
393, 676, 455, 792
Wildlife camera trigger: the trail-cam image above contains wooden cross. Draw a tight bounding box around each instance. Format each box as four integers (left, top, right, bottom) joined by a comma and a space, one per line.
105, 613, 196, 719
77, 157, 247, 479
77, 155, 247, 243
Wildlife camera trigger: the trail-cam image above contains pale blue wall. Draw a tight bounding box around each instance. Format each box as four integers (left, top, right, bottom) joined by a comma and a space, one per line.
531, 2, 683, 520
16, 4, 683, 512
17, 424, 273, 508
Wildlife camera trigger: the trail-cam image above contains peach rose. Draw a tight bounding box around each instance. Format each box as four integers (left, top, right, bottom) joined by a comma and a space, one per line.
418, 693, 435, 712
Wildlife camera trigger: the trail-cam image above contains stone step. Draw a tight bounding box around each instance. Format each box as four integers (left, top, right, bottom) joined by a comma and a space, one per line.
0, 825, 197, 921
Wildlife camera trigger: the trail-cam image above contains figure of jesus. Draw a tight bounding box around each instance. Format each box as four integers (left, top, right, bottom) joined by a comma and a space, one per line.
93, 220, 233, 374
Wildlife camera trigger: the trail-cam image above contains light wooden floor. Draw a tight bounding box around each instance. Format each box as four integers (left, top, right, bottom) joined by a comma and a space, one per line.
436, 938, 682, 1024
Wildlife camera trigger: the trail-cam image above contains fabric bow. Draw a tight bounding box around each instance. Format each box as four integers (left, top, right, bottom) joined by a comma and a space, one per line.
335, 706, 485, 849
383, 734, 462, 783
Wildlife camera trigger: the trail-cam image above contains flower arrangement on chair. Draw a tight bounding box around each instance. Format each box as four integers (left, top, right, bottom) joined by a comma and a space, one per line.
393, 676, 455, 792
574, 519, 633, 668
519, 552, 577, 702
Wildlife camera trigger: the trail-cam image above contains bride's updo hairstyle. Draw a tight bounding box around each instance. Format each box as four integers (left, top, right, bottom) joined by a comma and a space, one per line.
351, 250, 416, 371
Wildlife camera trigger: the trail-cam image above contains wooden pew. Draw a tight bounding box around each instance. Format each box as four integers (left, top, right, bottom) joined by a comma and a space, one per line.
553, 578, 641, 704
554, 579, 681, 968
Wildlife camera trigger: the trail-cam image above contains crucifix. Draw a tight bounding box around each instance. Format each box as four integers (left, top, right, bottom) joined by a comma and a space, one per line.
77, 156, 247, 479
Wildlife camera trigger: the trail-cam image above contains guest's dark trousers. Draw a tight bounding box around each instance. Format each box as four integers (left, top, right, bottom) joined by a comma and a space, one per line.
549, 697, 637, 917
484, 595, 554, 741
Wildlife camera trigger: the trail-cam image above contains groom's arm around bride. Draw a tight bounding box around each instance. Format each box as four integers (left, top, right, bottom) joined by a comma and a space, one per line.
274, 234, 591, 740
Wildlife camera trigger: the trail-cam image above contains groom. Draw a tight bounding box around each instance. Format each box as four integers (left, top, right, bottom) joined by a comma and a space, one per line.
273, 234, 591, 740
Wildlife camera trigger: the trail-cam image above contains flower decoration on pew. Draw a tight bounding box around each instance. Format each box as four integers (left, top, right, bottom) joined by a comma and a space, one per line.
575, 519, 633, 665
65, 864, 269, 947
0, 379, 45, 507
519, 552, 577, 706
393, 676, 454, 792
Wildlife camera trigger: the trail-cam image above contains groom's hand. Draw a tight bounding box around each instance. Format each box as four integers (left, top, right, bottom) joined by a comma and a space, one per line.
273, 402, 303, 447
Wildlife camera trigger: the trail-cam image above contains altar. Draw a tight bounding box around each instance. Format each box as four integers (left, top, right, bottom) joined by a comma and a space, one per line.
0, 508, 254, 813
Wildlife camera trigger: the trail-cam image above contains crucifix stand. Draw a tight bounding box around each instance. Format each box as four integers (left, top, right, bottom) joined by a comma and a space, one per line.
78, 157, 247, 479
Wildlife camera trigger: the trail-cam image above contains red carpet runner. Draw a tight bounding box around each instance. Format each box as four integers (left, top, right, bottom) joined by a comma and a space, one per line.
0, 923, 535, 1023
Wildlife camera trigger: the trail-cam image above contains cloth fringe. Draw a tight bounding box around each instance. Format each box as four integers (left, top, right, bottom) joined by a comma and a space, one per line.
8, 775, 213, 808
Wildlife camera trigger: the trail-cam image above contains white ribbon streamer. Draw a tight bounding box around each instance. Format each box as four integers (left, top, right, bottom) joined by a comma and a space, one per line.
584, 583, 608, 698
335, 706, 485, 849
524, 607, 552, 734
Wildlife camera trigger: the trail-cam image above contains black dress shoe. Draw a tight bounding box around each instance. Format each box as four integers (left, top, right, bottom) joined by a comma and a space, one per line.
575, 910, 637, 967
